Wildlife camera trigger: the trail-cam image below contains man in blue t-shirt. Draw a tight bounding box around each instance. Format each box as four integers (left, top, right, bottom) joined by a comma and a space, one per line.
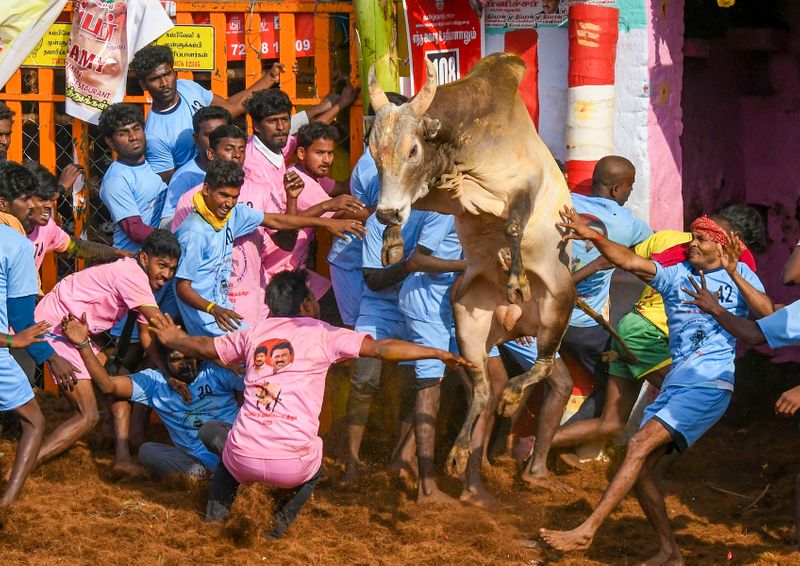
561, 156, 653, 426
539, 209, 772, 563
60, 312, 243, 478
340, 210, 447, 487
174, 160, 364, 338
160, 106, 232, 229
0, 224, 47, 505
98, 103, 168, 254
131, 45, 280, 182
327, 92, 409, 327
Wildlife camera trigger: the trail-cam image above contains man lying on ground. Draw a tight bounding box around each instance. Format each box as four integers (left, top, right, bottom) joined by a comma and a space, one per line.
148, 269, 474, 539
539, 208, 772, 565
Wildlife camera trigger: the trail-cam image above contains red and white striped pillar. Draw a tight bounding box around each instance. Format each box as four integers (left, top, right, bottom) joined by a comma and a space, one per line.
565, 4, 619, 195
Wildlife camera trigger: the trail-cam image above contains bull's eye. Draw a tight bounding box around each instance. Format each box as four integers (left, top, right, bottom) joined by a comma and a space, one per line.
409, 145, 418, 158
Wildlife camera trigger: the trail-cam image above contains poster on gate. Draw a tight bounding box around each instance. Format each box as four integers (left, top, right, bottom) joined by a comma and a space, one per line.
65, 0, 173, 124
402, 0, 483, 93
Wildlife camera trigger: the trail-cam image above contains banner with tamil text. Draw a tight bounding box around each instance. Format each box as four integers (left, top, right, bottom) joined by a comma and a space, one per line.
65, 0, 173, 124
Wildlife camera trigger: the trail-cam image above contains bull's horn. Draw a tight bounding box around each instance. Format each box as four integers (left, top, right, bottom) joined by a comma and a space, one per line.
409, 58, 437, 116
368, 64, 390, 113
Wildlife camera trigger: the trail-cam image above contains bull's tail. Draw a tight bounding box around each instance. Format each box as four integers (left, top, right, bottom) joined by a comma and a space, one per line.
574, 297, 639, 364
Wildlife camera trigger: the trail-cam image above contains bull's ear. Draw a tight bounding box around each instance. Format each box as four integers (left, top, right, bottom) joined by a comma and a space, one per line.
422, 116, 441, 140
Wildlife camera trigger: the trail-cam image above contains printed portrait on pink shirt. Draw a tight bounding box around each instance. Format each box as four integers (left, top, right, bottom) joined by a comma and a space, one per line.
253, 338, 295, 375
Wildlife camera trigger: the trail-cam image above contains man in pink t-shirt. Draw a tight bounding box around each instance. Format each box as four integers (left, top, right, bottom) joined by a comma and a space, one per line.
33, 230, 181, 474
25, 164, 130, 271
149, 268, 471, 539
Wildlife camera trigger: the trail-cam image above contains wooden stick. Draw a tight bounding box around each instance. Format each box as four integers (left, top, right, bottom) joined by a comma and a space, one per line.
705, 483, 749, 499
575, 297, 639, 364
742, 483, 770, 511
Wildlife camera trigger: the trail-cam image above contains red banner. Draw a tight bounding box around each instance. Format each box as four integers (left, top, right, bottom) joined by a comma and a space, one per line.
403, 0, 482, 92
193, 13, 314, 60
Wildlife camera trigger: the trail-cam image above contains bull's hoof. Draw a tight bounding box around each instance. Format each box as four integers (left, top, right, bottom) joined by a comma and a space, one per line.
507, 270, 532, 304
497, 382, 525, 418
446, 440, 471, 477
381, 225, 404, 266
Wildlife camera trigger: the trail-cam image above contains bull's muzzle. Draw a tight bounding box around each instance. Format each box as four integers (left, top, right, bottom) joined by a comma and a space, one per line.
376, 208, 402, 226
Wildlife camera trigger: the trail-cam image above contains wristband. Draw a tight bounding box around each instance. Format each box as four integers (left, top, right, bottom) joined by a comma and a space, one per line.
205, 301, 217, 313
76, 338, 91, 350
593, 233, 603, 243
6, 334, 11, 348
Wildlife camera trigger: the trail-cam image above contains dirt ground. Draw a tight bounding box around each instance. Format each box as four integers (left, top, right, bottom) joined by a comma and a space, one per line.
1, 351, 799, 565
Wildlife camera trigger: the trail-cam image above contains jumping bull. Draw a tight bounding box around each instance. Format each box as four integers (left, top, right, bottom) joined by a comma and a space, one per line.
368, 53, 576, 474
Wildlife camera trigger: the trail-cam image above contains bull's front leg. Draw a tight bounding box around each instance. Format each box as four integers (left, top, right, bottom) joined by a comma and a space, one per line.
504, 192, 532, 304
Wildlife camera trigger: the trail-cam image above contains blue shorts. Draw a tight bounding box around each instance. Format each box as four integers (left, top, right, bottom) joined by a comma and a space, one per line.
355, 314, 408, 341
330, 265, 364, 327
501, 339, 539, 369
405, 317, 458, 379
640, 385, 731, 451
0, 355, 35, 412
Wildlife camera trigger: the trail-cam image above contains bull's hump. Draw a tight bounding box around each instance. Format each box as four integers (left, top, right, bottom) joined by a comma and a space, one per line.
428, 54, 526, 129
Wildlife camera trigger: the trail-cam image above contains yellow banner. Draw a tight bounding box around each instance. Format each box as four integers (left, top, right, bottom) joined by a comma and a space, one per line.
22, 23, 215, 71
22, 23, 70, 67
0, 0, 69, 88
155, 25, 215, 72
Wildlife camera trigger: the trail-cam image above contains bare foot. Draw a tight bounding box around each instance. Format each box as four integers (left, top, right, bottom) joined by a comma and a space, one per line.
559, 452, 586, 470
642, 547, 684, 566
112, 461, 149, 478
459, 485, 501, 510
539, 525, 594, 551
417, 487, 459, 506
520, 470, 574, 494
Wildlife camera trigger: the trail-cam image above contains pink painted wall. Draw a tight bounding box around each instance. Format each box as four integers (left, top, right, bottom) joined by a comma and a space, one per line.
647, 0, 685, 231
681, 30, 800, 361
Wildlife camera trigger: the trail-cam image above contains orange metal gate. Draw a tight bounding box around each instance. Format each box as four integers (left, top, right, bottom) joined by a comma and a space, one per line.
0, 1, 362, 390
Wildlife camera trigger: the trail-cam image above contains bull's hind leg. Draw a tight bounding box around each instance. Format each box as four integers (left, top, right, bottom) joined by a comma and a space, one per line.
497, 279, 573, 418
505, 192, 533, 304
446, 302, 495, 477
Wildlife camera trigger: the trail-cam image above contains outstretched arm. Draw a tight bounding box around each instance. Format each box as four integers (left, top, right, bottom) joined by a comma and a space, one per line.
211, 63, 283, 118
174, 279, 243, 333
60, 314, 134, 398
683, 272, 767, 345
65, 237, 133, 261
571, 255, 614, 285
359, 337, 474, 369
406, 245, 468, 274
558, 206, 657, 282
148, 314, 221, 361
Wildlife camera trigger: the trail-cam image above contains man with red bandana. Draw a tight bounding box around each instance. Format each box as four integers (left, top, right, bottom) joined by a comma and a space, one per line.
539, 208, 772, 565
549, 205, 767, 462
